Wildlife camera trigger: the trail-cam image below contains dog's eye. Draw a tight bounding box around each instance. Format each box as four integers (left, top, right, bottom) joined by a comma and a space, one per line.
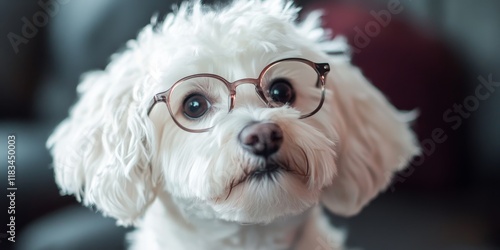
183, 94, 211, 119
269, 79, 295, 105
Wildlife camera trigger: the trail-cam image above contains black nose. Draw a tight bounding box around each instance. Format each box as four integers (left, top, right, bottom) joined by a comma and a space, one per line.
238, 123, 283, 157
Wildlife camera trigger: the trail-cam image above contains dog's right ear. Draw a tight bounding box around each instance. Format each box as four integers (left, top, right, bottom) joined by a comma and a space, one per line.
320, 62, 420, 217
47, 60, 160, 225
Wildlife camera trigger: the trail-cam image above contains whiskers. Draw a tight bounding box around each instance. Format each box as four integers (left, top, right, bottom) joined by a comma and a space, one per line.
283, 146, 310, 178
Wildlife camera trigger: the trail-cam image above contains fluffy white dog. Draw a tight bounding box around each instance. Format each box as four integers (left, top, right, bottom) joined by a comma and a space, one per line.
47, 0, 419, 249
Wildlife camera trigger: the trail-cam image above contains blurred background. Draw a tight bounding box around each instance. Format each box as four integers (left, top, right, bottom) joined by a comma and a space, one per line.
0, 0, 499, 249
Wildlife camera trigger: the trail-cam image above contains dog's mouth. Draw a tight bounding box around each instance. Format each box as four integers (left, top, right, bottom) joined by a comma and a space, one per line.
248, 162, 282, 180
223, 159, 310, 200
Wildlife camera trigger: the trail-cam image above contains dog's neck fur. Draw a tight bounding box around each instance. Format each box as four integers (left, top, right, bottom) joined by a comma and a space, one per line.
130, 191, 322, 250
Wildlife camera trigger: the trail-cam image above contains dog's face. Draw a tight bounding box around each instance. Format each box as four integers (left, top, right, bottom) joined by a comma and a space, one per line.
147, 17, 338, 222
48, 0, 419, 226
152, 60, 337, 223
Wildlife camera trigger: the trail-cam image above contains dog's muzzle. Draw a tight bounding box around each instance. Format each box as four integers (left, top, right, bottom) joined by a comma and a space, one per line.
238, 122, 283, 157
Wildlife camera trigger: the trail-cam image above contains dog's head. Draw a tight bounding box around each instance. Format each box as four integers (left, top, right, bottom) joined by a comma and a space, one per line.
48, 0, 419, 225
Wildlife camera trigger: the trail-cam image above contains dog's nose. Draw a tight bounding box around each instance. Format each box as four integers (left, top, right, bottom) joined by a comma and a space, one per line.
239, 123, 283, 157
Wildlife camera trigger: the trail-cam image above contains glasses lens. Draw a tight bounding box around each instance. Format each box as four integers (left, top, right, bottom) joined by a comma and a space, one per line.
168, 76, 230, 131
261, 60, 322, 116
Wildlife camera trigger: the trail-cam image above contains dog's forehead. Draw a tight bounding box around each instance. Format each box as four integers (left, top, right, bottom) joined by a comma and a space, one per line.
157, 2, 302, 60
144, 0, 317, 91
153, 52, 299, 93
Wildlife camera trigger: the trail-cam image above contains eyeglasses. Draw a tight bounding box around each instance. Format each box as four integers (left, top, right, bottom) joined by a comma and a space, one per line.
147, 58, 330, 133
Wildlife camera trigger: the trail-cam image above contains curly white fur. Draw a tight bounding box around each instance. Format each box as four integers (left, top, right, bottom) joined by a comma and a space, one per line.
47, 0, 419, 249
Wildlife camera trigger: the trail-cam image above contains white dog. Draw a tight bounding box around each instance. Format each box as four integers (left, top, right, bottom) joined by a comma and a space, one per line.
47, 0, 419, 249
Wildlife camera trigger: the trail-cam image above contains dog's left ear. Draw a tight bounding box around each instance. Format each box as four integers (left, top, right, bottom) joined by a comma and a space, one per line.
320, 62, 420, 217
47, 57, 159, 225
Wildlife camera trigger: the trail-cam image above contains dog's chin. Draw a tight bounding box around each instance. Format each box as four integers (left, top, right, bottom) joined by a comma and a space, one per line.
210, 167, 321, 224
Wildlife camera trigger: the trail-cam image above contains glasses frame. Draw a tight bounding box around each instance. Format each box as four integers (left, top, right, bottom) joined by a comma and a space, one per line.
147, 58, 330, 133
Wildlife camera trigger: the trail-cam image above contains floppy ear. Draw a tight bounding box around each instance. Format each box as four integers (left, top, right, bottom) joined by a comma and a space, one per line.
320, 62, 420, 217
47, 57, 159, 225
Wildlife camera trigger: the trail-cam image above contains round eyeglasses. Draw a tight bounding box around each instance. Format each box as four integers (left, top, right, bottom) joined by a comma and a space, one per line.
147, 58, 330, 133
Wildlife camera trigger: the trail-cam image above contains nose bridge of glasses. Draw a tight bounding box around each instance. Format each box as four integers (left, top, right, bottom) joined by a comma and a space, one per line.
231, 78, 266, 105
231, 81, 268, 109
231, 78, 260, 89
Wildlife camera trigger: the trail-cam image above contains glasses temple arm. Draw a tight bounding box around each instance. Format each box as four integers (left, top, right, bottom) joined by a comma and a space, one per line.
147, 95, 167, 116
